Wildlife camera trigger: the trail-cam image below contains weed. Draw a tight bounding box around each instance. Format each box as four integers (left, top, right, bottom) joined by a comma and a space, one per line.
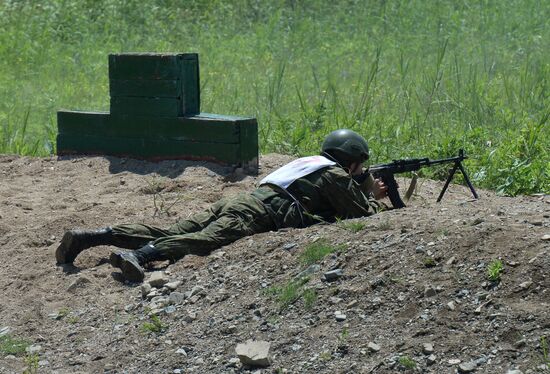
319, 351, 332, 361
377, 220, 392, 231
486, 259, 504, 282
267, 276, 317, 311
23, 353, 39, 374
299, 239, 346, 265
339, 220, 366, 233
339, 327, 349, 342
541, 336, 550, 369
57, 307, 70, 319
398, 355, 416, 369
0, 334, 30, 356
141, 314, 166, 334
67, 315, 79, 324
423, 257, 437, 268
303, 289, 317, 310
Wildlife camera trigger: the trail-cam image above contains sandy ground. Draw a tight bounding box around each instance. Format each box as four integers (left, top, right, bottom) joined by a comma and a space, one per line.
0, 154, 548, 374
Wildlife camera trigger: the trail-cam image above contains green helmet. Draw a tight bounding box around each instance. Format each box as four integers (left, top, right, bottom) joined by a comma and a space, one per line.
321, 129, 369, 165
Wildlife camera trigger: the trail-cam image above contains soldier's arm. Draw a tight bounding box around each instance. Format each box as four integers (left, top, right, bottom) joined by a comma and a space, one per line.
321, 168, 382, 218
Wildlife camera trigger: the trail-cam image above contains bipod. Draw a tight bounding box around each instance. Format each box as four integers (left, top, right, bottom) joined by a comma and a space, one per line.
436, 149, 479, 202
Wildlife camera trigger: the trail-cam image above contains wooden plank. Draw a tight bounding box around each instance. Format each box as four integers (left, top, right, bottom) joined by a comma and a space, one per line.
108, 53, 198, 80
57, 111, 241, 143
109, 79, 181, 98
181, 56, 200, 114
57, 134, 241, 163
110, 97, 183, 117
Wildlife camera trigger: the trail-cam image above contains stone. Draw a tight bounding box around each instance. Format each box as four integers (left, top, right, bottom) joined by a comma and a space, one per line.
422, 343, 434, 354
25, 344, 42, 354
0, 326, 10, 337
189, 285, 205, 297
235, 340, 271, 368
424, 286, 437, 298
446, 256, 456, 265
141, 283, 152, 298
506, 370, 523, 374
296, 264, 321, 279
542, 234, 550, 241
184, 312, 197, 323
165, 281, 181, 291
323, 269, 344, 281
67, 276, 91, 292
447, 301, 456, 311
367, 342, 380, 352
347, 300, 358, 308
169, 292, 185, 305
448, 359, 461, 365
427, 354, 436, 365
165, 305, 176, 314
334, 311, 347, 321
175, 348, 187, 356
223, 325, 238, 335
519, 281, 533, 290
148, 271, 169, 288
227, 357, 241, 367
458, 361, 477, 373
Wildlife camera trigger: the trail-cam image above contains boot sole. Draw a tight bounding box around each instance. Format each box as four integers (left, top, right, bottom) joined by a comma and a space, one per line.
110, 252, 144, 283
55, 231, 76, 264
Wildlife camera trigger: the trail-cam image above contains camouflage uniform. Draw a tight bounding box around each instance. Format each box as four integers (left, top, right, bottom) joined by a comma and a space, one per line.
110, 166, 380, 262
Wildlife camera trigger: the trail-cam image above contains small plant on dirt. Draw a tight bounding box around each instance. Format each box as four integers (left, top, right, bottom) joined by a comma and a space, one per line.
67, 315, 79, 324
398, 355, 416, 369
541, 336, 550, 369
423, 257, 436, 267
23, 353, 39, 374
299, 239, 346, 265
141, 314, 166, 334
319, 351, 332, 361
486, 259, 504, 282
303, 289, 317, 310
0, 334, 30, 356
57, 307, 70, 319
339, 327, 349, 342
338, 220, 366, 233
377, 220, 391, 231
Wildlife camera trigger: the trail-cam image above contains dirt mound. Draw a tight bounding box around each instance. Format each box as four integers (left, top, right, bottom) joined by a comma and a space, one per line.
0, 154, 548, 373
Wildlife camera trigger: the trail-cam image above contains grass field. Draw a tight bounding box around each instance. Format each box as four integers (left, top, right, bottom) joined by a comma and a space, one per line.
0, 0, 548, 194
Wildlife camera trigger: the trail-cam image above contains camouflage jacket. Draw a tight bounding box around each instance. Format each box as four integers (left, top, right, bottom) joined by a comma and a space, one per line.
251, 165, 382, 229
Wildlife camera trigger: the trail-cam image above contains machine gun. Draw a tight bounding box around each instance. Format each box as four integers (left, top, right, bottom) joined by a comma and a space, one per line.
360, 149, 479, 209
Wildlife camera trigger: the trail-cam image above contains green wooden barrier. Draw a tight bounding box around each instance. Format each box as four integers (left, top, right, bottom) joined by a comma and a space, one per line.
57, 53, 258, 172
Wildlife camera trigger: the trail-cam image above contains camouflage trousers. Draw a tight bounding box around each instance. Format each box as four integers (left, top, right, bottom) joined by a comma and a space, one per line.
110, 193, 276, 261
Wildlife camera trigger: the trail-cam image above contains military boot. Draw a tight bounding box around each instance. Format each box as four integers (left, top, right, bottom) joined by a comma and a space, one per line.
109, 243, 161, 283
56, 227, 114, 264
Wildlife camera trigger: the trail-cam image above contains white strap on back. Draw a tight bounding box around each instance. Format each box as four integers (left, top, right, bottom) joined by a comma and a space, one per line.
260, 155, 336, 190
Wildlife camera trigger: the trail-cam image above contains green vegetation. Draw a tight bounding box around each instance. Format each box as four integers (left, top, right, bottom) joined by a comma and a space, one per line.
266, 276, 314, 311
423, 257, 437, 268
299, 239, 346, 265
0, 334, 30, 356
23, 353, 39, 374
1, 1, 548, 195
541, 336, 550, 369
398, 355, 416, 369
141, 314, 166, 334
338, 220, 366, 233
486, 259, 504, 282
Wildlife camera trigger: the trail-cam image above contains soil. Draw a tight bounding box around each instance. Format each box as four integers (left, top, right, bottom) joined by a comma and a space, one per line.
0, 154, 548, 374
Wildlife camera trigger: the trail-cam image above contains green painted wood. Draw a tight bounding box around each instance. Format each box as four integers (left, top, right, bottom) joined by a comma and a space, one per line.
57, 133, 241, 163
181, 56, 200, 114
57, 111, 242, 143
110, 97, 183, 116
108, 53, 198, 80
109, 79, 181, 98
238, 119, 259, 171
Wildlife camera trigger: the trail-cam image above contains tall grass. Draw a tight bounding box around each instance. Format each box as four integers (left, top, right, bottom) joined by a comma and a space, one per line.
0, 0, 548, 194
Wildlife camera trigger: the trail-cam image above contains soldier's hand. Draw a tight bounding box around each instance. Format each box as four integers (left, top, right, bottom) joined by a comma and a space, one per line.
372, 178, 388, 200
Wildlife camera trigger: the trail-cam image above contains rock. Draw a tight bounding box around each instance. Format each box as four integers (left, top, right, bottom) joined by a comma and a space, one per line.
329, 297, 342, 304
519, 281, 533, 290
169, 292, 185, 305
0, 326, 10, 337
67, 276, 91, 292
422, 343, 434, 354
25, 344, 42, 354
506, 370, 523, 374
227, 357, 241, 367
148, 271, 169, 288
427, 354, 436, 365
175, 348, 187, 356
367, 342, 380, 352
542, 234, 550, 241
188, 285, 205, 298
448, 359, 461, 365
223, 325, 238, 335
514, 339, 526, 348
184, 312, 197, 323
447, 301, 456, 311
165, 305, 176, 314
165, 281, 181, 291
235, 340, 271, 368
296, 264, 321, 279
323, 269, 344, 281
347, 300, 358, 308
458, 361, 477, 373
334, 311, 347, 321
446, 256, 456, 265
141, 283, 152, 298
416, 245, 426, 253
424, 286, 437, 297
